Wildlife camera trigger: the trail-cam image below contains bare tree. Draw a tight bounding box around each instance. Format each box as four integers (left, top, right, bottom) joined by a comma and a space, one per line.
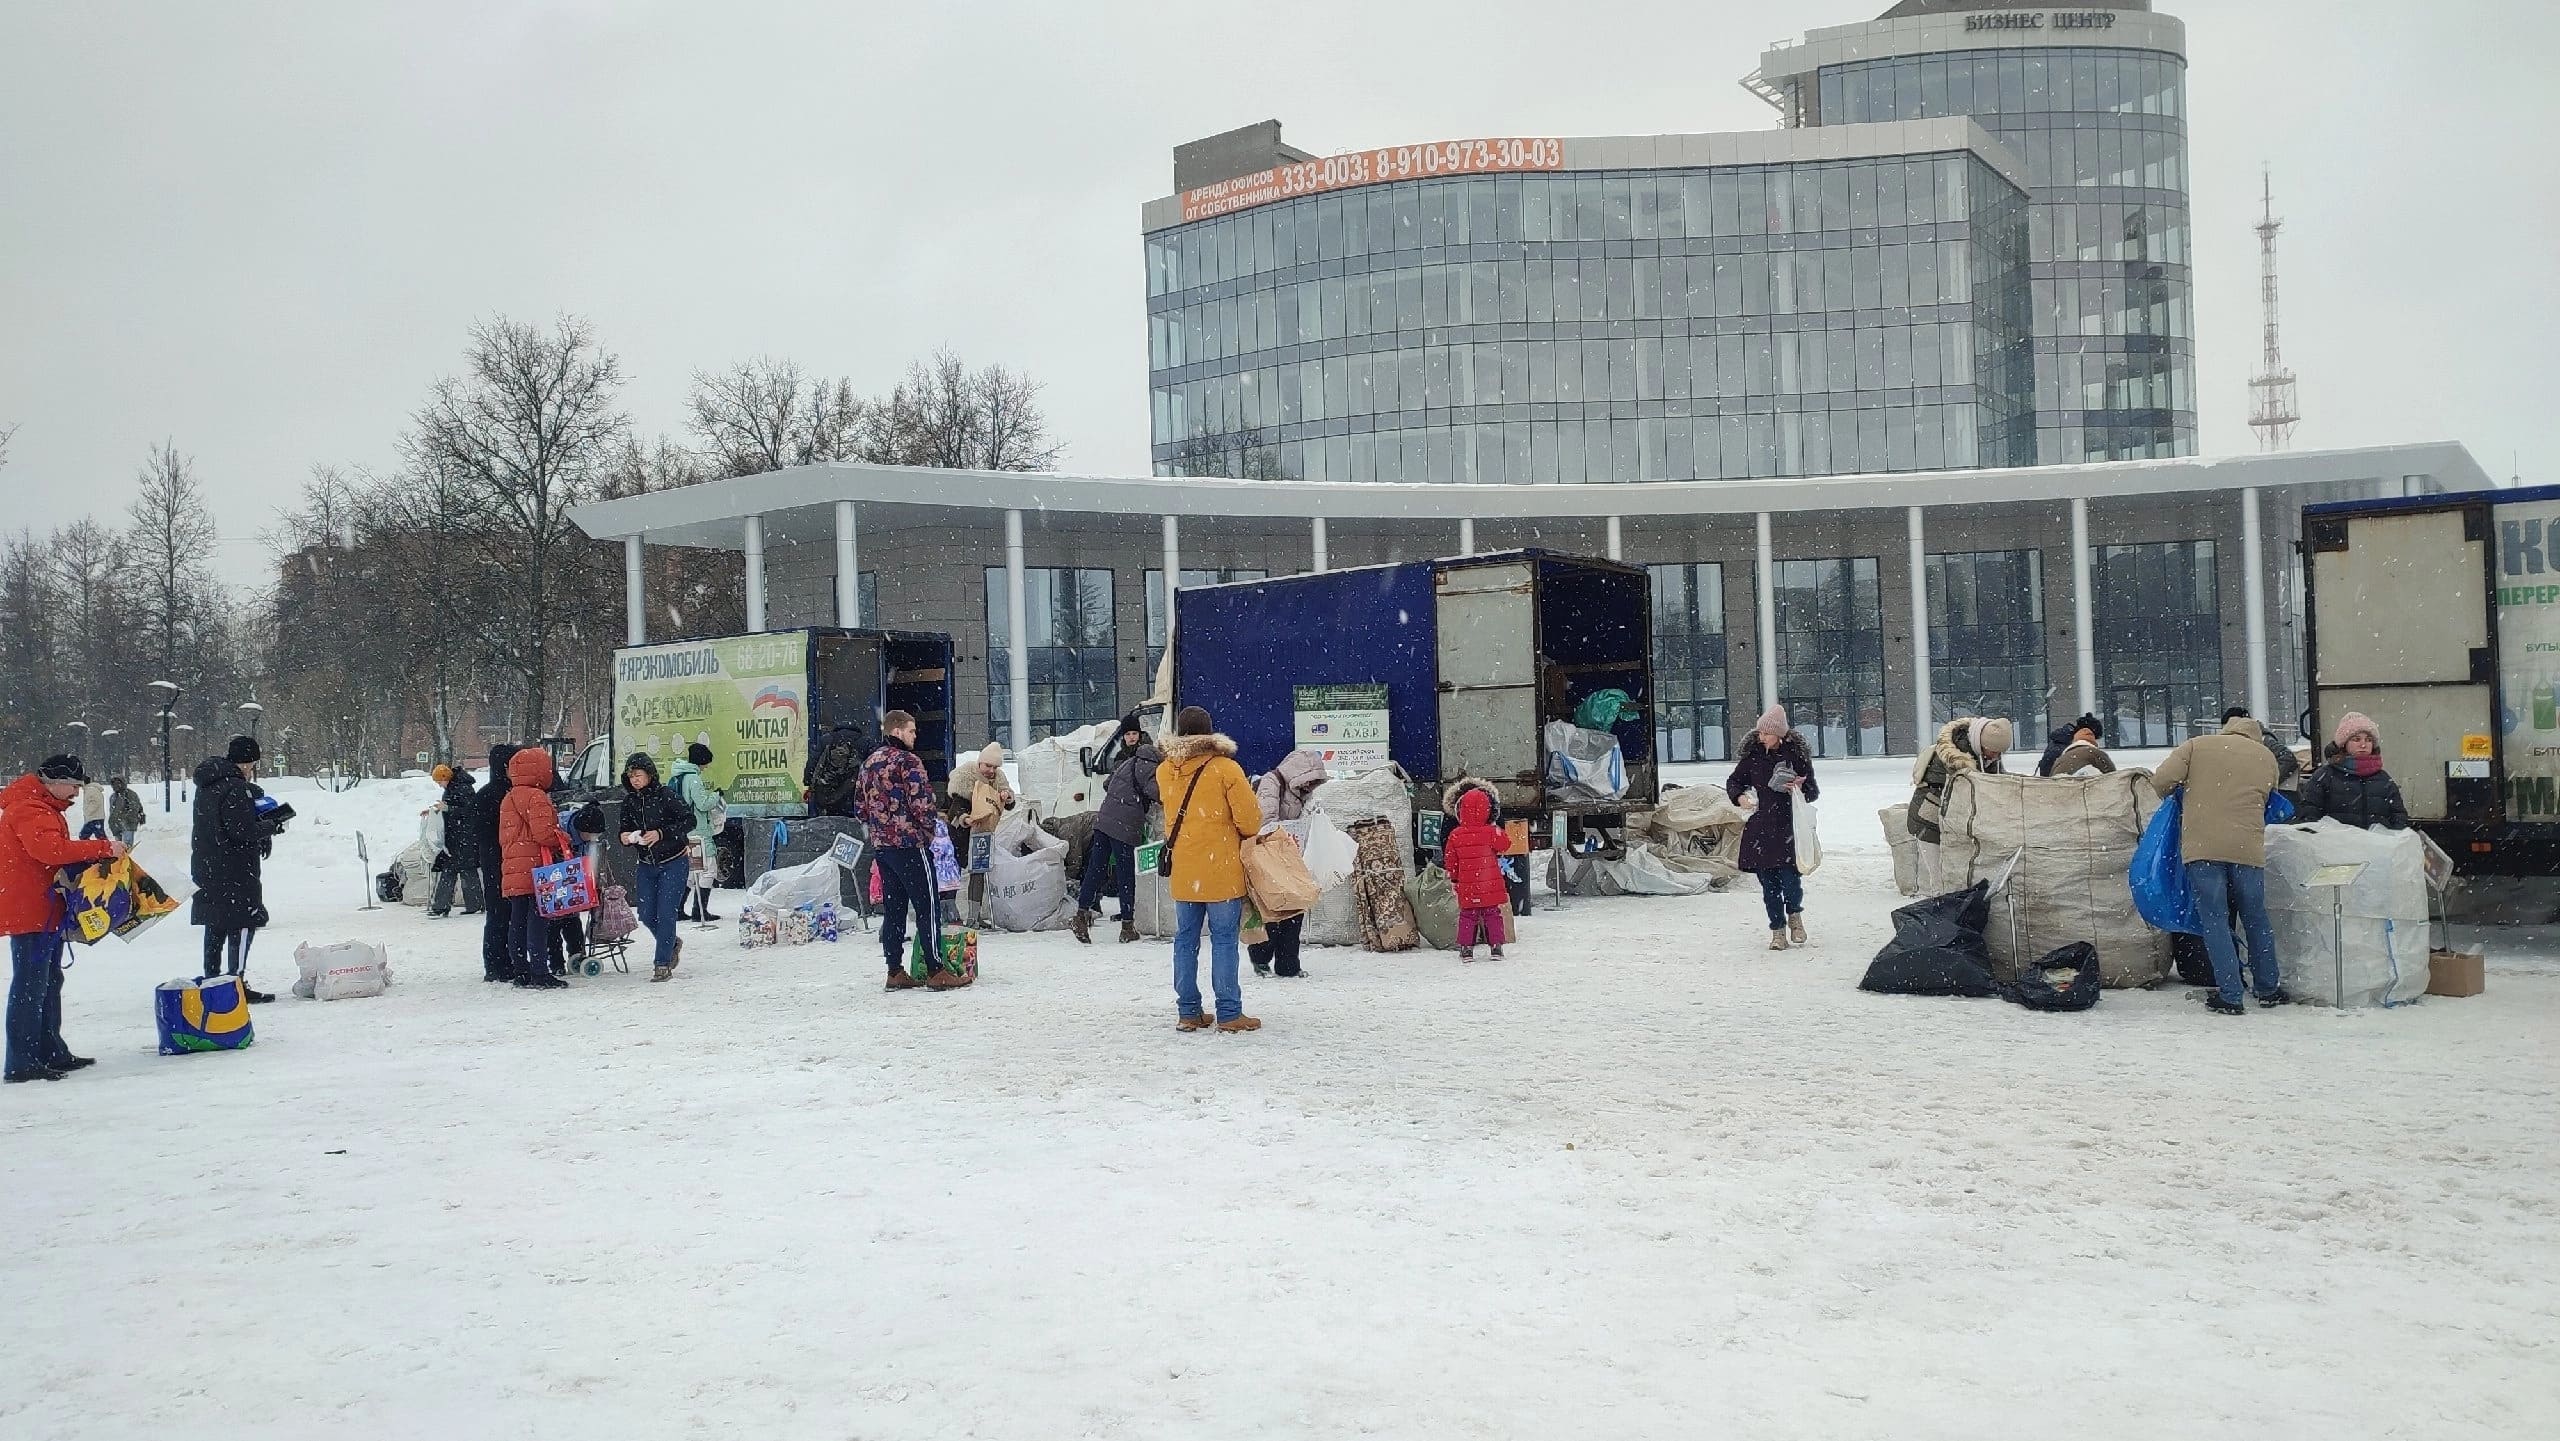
865, 350, 1064, 471
687, 358, 866, 478
124, 440, 217, 696
411, 314, 627, 725
0, 423, 16, 468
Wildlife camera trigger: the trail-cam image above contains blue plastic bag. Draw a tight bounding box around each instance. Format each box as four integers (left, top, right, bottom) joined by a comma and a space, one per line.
2129, 791, 2202, 935
2264, 791, 2295, 825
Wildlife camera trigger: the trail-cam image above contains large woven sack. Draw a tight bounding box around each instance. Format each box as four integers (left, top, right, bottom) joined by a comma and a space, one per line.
2263, 820, 2430, 1008
1302, 765, 1414, 947
1881, 805, 1918, 896
1938, 769, 2167, 988
987, 809, 1076, 932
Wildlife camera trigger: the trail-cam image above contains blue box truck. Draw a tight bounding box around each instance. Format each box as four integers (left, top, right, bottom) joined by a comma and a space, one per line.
1172, 550, 1657, 823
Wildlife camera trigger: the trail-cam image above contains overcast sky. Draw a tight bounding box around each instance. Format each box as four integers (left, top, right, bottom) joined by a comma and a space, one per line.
3, 0, 2553, 589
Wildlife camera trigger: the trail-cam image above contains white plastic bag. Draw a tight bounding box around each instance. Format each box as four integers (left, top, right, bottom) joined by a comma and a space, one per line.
294, 940, 392, 1001
745, 854, 844, 913
1792, 799, 1823, 877
1284, 814, 1360, 892
1301, 765, 1415, 947
1543, 722, 1627, 801
987, 809, 1076, 932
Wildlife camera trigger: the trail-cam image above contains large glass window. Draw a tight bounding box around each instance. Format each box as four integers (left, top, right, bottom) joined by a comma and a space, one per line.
1927, 550, 2047, 737
1146, 567, 1267, 676
1772, 557, 1887, 757
984, 568, 1120, 743
1648, 563, 1729, 763
2093, 540, 2220, 747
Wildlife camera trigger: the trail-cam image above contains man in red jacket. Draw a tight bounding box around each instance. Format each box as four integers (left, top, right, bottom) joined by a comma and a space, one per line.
2, 755, 125, 1082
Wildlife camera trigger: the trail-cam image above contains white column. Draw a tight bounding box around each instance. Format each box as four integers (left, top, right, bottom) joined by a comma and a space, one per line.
2242, 486, 2270, 719
1458, 518, 1475, 556
1004, 508, 1031, 753
1162, 513, 1181, 593
1755, 512, 1779, 715
834, 500, 860, 627
1311, 515, 1329, 574
742, 515, 766, 633
2071, 497, 2097, 716
1908, 506, 1932, 744
1606, 515, 1624, 561
623, 535, 646, 646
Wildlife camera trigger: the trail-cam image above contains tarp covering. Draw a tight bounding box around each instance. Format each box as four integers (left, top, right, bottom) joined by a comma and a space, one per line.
1938, 769, 2169, 989
2263, 820, 2432, 1008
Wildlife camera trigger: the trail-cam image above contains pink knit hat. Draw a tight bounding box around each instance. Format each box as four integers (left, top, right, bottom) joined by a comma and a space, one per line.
1755, 704, 1789, 738
2333, 712, 2380, 749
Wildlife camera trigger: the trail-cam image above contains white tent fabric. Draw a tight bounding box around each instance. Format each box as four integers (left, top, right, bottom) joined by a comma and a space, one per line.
1939, 769, 2168, 988
2264, 821, 2432, 1008
1014, 719, 1118, 822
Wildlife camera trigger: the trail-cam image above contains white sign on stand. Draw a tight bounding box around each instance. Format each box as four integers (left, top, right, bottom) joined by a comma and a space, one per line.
1294, 684, 1391, 776
2302, 862, 2368, 1010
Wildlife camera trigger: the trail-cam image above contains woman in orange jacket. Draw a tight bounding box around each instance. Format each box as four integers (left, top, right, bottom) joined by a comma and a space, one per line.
496, 746, 568, 989
1154, 707, 1264, 1033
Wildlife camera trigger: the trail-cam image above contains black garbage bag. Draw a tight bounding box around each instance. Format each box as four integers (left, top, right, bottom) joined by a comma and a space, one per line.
2003, 941, 2102, 1012
1860, 882, 1998, 997
2171, 931, 2215, 987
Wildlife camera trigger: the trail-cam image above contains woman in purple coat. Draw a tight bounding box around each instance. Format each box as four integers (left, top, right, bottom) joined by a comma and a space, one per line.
1724, 705, 1820, 951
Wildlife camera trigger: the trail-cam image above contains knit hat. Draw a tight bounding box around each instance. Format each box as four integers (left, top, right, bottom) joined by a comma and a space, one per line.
2071, 712, 2103, 743
431, 764, 454, 786
35, 754, 89, 784
978, 742, 1006, 769
2333, 712, 2380, 750
226, 734, 262, 765
687, 742, 714, 767
1975, 717, 2015, 757
1754, 704, 1788, 738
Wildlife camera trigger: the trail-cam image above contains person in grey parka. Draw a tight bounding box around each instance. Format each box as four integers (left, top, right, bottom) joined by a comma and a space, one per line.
1075, 716, 1158, 945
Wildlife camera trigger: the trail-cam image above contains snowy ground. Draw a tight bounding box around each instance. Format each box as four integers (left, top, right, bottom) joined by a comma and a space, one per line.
5, 763, 2556, 1440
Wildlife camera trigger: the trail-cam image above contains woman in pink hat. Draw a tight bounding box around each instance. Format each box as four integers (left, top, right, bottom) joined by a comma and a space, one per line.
2298, 713, 2409, 831
1724, 705, 1820, 951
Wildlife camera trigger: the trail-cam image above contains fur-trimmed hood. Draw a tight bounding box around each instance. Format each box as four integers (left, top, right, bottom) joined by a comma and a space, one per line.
1159, 733, 1238, 764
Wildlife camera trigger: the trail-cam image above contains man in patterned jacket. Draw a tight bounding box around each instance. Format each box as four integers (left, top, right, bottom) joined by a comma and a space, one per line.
855, 710, 957, 992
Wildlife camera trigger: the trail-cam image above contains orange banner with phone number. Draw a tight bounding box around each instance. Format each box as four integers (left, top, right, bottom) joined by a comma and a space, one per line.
1179, 137, 1567, 223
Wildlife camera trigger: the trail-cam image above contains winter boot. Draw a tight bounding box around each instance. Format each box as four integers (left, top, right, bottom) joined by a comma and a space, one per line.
1788, 915, 1807, 946
1488, 945, 1505, 960
2206, 995, 2246, 1016
1072, 909, 1094, 944
48, 1055, 95, 1071
2255, 987, 2295, 1008
242, 986, 277, 1004
1215, 1015, 1263, 1033
925, 970, 971, 991
1175, 1013, 1213, 1032
1253, 957, 1272, 976
885, 969, 920, 991
1769, 929, 1789, 951
651, 965, 673, 982
1458, 948, 1474, 962
518, 973, 569, 990
1119, 919, 1139, 944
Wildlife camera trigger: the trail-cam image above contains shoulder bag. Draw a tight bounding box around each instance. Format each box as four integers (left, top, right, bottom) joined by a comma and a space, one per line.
1158, 765, 1209, 878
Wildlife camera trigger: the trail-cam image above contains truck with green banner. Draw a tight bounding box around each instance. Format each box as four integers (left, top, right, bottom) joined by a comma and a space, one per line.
2304, 486, 2560, 876
557, 627, 955, 885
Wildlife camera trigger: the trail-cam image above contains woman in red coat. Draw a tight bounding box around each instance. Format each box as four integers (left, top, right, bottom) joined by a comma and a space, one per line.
496, 746, 568, 989
1441, 787, 1511, 961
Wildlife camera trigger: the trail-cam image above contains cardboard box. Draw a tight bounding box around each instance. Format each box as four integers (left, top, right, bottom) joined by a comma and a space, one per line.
2427, 949, 2485, 998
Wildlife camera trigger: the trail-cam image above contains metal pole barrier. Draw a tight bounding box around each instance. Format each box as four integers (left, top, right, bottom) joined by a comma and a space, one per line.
357, 831, 379, 911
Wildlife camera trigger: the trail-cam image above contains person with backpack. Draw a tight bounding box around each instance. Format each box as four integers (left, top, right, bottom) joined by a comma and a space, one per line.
615, 752, 698, 982
804, 723, 868, 818
1076, 720, 1158, 946
2297, 712, 2411, 832
1156, 707, 1264, 1033
3, 755, 125, 1082
107, 775, 145, 850
858, 710, 962, 991
666, 742, 724, 922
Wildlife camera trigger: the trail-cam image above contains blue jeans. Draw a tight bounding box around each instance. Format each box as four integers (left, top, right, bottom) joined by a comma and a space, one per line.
633, 857, 689, 966
7, 931, 69, 1075
875, 846, 940, 974
2187, 860, 2281, 1006
1173, 898, 1245, 1022
1756, 866, 1805, 929
1078, 835, 1136, 919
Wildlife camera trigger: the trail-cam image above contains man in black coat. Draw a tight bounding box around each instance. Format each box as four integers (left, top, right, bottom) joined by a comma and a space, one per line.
427, 767, 485, 917
191, 735, 288, 1003
474, 743, 518, 982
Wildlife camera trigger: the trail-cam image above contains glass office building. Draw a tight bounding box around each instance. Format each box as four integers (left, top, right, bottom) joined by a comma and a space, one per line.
1143, 134, 2033, 485
1760, 2, 2193, 463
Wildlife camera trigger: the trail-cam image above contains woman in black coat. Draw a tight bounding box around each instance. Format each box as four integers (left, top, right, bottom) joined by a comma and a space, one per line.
2298, 713, 2410, 830
1725, 705, 1820, 952
191, 737, 287, 1002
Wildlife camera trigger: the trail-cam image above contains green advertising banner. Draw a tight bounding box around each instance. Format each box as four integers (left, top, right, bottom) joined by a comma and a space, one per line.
613, 631, 811, 815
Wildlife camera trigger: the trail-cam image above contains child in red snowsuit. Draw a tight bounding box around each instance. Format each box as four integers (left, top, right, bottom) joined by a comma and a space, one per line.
1443, 788, 1510, 960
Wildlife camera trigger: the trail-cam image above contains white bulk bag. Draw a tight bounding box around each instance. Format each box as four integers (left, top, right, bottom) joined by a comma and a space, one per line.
1543, 722, 1627, 801
294, 940, 392, 1001
2264, 820, 2432, 1008
1881, 804, 1919, 897
1301, 764, 1415, 947
986, 809, 1076, 932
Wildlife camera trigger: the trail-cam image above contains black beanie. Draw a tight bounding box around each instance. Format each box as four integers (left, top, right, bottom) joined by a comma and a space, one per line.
687, 742, 713, 767
226, 734, 262, 765
36, 754, 89, 784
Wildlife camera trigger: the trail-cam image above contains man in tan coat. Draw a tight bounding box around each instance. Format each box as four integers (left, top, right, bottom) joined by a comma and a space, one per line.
2151, 714, 2291, 1015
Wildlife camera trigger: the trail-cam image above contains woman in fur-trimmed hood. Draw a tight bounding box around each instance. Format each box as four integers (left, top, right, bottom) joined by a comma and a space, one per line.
1906, 716, 2013, 845
1153, 707, 1266, 1033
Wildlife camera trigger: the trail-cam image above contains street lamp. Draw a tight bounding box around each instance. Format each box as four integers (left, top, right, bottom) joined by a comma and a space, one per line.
174, 723, 196, 805
238, 700, 263, 742
149, 681, 180, 813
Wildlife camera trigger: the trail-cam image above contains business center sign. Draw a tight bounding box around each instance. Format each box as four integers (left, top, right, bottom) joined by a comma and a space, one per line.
1179, 137, 1566, 223
1963, 10, 2121, 31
